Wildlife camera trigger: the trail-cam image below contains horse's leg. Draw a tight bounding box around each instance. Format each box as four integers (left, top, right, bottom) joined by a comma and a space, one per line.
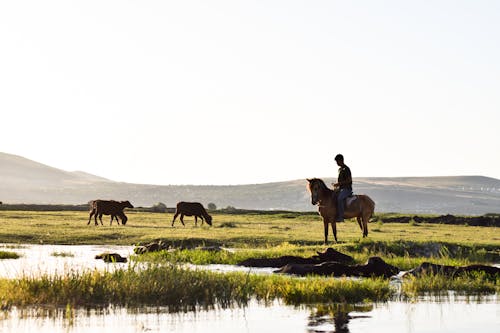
362, 214, 369, 237
323, 218, 329, 244
99, 214, 104, 226
180, 214, 185, 226
110, 215, 117, 226
194, 216, 198, 226
331, 220, 338, 242
88, 210, 94, 225
172, 212, 179, 226
94, 212, 99, 226
356, 217, 363, 231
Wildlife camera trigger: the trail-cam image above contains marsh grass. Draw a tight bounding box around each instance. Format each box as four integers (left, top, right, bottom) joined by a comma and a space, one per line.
0, 264, 496, 311
0, 251, 20, 259
0, 264, 392, 310
403, 272, 500, 296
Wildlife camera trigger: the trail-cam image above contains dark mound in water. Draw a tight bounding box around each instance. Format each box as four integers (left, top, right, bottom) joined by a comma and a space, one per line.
238, 248, 354, 268
95, 252, 127, 263
403, 262, 500, 278
275, 257, 400, 278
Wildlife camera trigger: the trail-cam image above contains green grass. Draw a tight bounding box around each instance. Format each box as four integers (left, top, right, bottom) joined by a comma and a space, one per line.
0, 251, 20, 259
0, 263, 390, 309
0, 210, 497, 247
403, 272, 500, 296
0, 263, 497, 311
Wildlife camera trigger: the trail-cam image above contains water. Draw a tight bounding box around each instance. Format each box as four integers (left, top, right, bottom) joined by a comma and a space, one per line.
0, 244, 498, 332
0, 244, 133, 278
0, 244, 276, 278
0, 296, 497, 333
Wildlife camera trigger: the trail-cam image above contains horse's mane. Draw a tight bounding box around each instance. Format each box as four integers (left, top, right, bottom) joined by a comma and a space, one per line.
307, 178, 331, 192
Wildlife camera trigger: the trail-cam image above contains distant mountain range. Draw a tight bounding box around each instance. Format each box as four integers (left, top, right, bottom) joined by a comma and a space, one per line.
1, 152, 500, 215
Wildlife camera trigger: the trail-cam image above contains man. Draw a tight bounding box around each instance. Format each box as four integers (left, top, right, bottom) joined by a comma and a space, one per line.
333, 154, 352, 222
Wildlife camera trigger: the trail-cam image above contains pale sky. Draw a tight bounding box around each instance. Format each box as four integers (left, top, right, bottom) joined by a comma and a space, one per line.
1, 1, 499, 185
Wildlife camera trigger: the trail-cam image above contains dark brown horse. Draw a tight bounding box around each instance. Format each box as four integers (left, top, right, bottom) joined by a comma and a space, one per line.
307, 178, 375, 243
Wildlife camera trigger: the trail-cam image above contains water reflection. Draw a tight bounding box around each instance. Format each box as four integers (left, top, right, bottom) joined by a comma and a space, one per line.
307, 303, 373, 333
0, 295, 497, 333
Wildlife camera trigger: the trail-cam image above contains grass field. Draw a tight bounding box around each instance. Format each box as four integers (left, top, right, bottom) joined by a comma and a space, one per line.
0, 210, 498, 249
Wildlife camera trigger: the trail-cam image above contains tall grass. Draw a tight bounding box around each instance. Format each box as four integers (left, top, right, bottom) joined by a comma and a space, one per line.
0, 264, 497, 311
403, 272, 500, 296
0, 264, 392, 310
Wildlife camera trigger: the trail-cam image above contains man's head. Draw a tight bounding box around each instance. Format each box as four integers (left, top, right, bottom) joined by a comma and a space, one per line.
335, 154, 344, 166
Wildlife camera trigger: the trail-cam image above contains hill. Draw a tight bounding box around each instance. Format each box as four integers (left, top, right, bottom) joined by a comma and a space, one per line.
1, 152, 499, 215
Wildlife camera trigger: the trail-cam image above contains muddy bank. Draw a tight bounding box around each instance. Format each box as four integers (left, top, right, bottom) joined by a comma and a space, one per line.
343, 241, 499, 261
275, 256, 399, 278
238, 248, 354, 268
134, 239, 228, 254
403, 262, 500, 278
239, 248, 500, 279
381, 214, 500, 227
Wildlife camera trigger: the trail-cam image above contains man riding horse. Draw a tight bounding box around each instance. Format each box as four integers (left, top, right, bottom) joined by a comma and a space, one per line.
333, 154, 352, 222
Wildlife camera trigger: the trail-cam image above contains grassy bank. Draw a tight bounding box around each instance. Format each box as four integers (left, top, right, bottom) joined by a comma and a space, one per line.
0, 264, 497, 311
0, 264, 391, 309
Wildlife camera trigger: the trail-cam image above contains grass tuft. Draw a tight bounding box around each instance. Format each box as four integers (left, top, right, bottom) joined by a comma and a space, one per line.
0, 251, 20, 259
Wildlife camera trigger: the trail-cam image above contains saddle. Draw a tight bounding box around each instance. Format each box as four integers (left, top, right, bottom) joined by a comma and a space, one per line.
345, 195, 358, 207
332, 190, 358, 209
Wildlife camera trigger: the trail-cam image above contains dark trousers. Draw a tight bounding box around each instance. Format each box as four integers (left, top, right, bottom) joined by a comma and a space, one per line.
337, 188, 351, 221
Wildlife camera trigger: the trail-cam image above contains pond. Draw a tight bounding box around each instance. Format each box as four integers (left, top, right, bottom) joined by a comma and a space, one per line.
0, 244, 498, 332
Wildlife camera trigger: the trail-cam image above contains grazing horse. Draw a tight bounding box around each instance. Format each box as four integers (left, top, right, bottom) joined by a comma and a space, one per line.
172, 201, 212, 226
307, 178, 375, 243
88, 200, 133, 226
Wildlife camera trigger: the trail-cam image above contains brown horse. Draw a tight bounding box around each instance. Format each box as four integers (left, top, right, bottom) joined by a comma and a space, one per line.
307, 178, 375, 243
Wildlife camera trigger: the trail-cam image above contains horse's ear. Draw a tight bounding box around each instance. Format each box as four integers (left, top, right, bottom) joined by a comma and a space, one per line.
306, 178, 312, 182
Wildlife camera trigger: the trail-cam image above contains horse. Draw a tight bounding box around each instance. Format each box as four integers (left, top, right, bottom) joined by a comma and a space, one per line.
88, 200, 133, 226
172, 201, 213, 227
306, 178, 375, 243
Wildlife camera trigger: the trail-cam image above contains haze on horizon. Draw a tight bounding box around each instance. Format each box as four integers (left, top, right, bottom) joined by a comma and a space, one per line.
1, 1, 499, 185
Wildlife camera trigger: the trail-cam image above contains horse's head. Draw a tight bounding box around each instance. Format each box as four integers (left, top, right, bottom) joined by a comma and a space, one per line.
117, 211, 128, 225
122, 200, 134, 209
205, 214, 213, 226
306, 178, 321, 205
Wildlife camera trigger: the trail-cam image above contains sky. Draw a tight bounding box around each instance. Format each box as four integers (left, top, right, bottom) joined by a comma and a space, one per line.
1, 1, 499, 185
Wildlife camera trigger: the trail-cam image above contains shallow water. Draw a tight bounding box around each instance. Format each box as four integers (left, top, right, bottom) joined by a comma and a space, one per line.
0, 244, 278, 278
0, 244, 133, 278
0, 295, 498, 333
